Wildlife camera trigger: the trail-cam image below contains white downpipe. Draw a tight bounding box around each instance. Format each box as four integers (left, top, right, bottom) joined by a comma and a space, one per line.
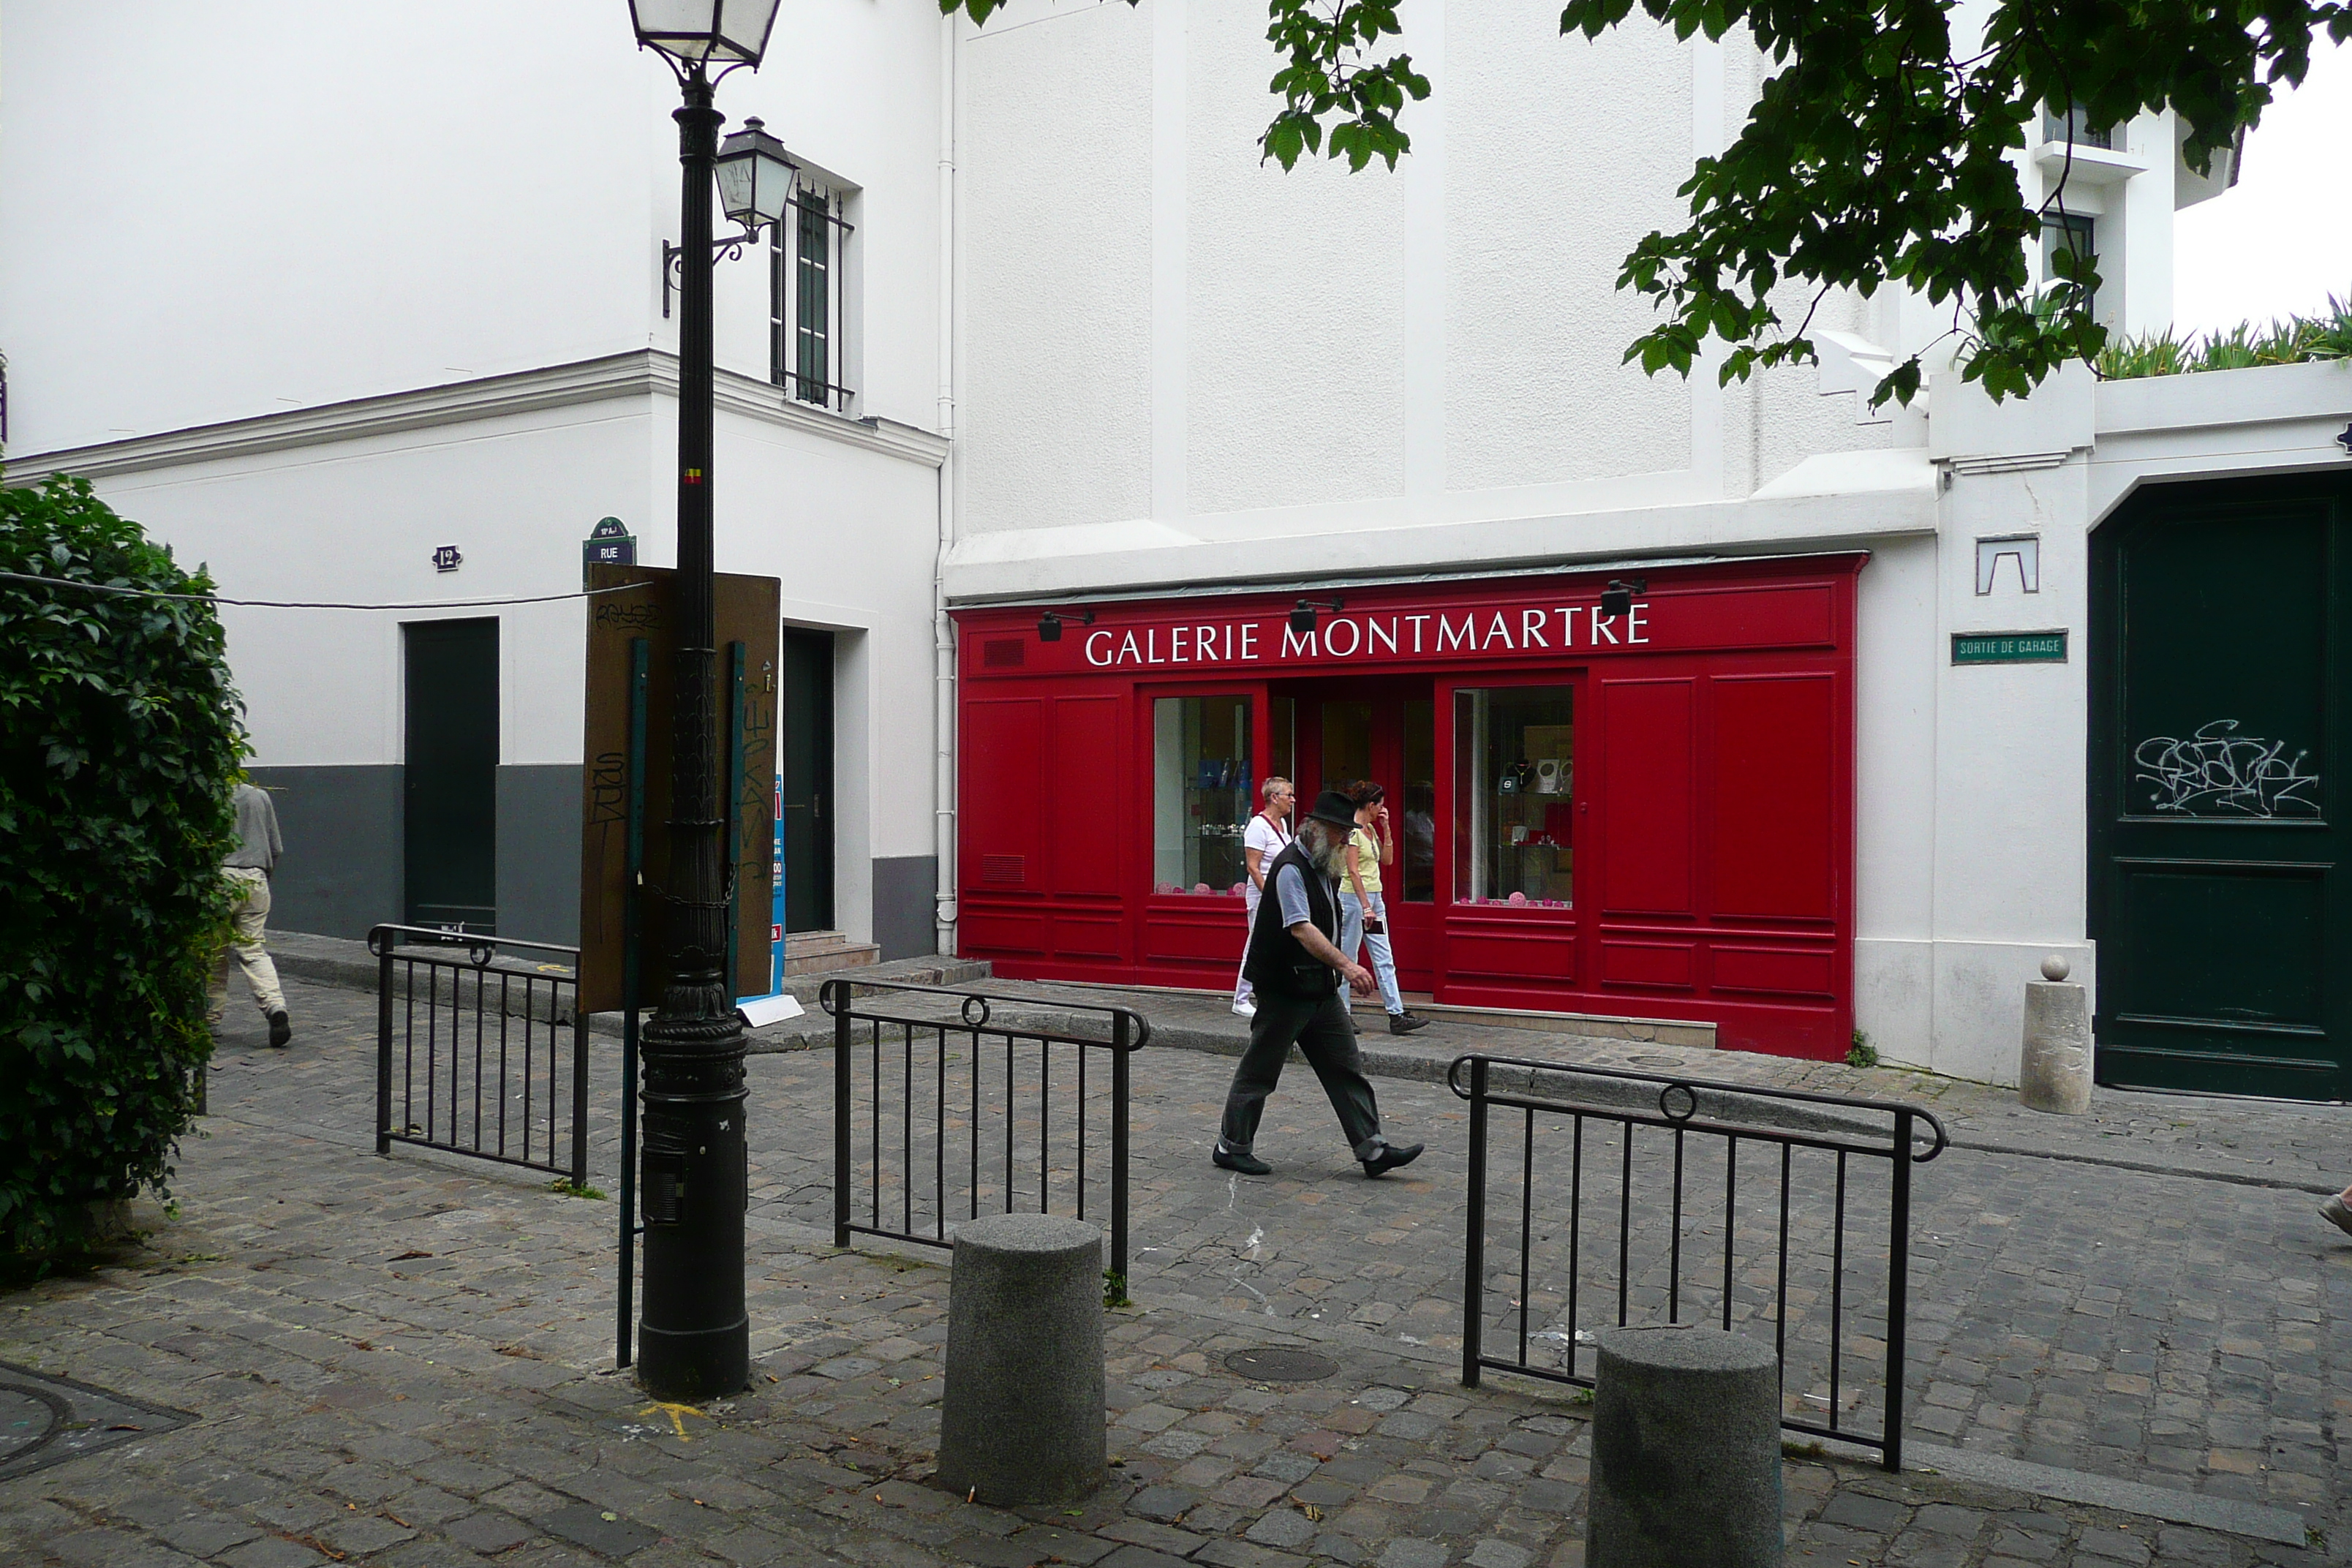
932, 8, 960, 957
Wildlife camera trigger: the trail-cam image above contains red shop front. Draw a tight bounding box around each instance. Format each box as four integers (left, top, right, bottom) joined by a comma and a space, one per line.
951, 556, 1862, 1058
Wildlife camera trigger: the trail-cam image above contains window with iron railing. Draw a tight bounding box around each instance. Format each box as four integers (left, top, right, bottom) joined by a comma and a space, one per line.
2041, 106, 2115, 151
770, 181, 856, 414
2041, 211, 2099, 314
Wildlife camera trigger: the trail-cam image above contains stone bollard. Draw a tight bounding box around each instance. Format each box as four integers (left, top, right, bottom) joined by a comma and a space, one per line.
2019, 954, 2092, 1115
936, 1213, 1106, 1506
1587, 1324, 1782, 1568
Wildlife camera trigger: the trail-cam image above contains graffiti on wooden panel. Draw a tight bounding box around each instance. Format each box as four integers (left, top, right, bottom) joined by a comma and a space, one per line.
2133, 721, 2321, 818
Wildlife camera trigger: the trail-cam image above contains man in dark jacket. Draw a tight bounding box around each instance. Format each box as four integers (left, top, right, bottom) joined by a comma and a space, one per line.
1213, 790, 1424, 1178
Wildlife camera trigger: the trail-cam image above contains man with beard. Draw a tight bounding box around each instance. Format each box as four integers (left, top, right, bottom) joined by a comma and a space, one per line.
1213, 789, 1425, 1179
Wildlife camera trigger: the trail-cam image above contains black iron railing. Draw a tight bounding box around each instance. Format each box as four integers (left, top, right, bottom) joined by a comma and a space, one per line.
1452, 1054, 1945, 1471
371, 924, 589, 1186
823, 980, 1148, 1280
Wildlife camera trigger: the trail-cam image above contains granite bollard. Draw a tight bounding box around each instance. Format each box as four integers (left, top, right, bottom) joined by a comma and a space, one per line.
936, 1212, 1106, 1506
2019, 954, 2093, 1115
1588, 1324, 1782, 1568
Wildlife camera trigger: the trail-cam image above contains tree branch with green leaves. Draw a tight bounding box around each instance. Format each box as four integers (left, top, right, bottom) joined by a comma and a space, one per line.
944, 0, 2348, 404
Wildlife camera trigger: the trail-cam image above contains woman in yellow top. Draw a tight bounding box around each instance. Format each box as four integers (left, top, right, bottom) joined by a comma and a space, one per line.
1341, 780, 1430, 1035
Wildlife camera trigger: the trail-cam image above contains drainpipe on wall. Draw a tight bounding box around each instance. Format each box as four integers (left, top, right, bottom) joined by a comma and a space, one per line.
932, 7, 960, 957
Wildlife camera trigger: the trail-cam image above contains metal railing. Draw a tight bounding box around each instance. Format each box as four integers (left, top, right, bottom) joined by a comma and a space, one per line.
1452, 1054, 1946, 1471
823, 979, 1149, 1280
372, 924, 589, 1187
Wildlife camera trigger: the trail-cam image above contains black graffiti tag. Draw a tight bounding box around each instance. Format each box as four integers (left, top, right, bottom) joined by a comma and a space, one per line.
2133, 721, 2321, 818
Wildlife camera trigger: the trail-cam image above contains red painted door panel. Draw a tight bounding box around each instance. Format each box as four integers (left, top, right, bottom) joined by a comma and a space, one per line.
1711, 673, 1837, 921
1599, 678, 1695, 916
962, 698, 1042, 891
1049, 696, 1125, 896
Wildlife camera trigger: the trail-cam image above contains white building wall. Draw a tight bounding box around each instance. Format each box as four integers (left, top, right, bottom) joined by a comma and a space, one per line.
0, 3, 664, 453
2, 1, 951, 957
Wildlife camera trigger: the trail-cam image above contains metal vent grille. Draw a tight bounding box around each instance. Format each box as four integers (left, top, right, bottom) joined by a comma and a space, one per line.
980, 853, 1025, 886
981, 638, 1025, 668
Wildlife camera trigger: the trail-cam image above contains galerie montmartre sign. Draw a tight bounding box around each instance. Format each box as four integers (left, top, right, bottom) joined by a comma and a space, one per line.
1079, 599, 1656, 670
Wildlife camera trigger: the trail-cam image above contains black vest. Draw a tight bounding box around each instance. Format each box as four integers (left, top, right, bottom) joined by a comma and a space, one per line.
1242, 839, 1341, 998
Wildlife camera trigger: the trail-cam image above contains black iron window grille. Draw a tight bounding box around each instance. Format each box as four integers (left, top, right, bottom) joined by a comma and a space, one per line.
1452, 1053, 1945, 1471
770, 181, 856, 413
823, 979, 1148, 1281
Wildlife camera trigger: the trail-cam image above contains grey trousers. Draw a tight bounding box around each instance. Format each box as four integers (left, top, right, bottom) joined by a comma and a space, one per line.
1218, 988, 1387, 1161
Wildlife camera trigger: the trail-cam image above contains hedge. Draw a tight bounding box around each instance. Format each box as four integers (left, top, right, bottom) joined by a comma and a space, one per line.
1, 474, 244, 1256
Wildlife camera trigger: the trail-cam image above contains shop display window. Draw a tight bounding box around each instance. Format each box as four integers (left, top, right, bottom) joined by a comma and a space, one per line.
1453, 686, 1574, 907
1153, 695, 1253, 894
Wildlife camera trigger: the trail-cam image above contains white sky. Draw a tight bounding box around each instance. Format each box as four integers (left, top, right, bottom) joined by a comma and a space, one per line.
2173, 32, 2352, 334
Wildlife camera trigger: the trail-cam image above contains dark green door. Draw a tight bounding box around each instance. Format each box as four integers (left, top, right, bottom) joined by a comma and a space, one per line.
779, 629, 834, 932
2089, 475, 2348, 1100
403, 618, 499, 935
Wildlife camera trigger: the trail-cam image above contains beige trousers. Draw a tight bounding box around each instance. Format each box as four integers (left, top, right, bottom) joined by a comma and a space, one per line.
207, 867, 285, 1020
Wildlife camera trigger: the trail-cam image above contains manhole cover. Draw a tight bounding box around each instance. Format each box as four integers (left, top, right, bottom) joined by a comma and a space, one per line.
1223, 1348, 1340, 1383
0, 1361, 192, 1481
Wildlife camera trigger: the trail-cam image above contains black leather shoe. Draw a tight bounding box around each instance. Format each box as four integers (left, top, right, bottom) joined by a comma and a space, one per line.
1213, 1147, 1272, 1176
268, 1011, 292, 1049
1362, 1142, 1424, 1178
1387, 1012, 1430, 1035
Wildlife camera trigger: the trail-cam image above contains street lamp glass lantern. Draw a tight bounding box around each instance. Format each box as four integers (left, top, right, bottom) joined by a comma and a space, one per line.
628, 0, 784, 67
715, 118, 797, 234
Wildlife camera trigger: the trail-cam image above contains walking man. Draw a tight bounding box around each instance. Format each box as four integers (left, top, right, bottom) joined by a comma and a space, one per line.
1232, 776, 1294, 1018
208, 780, 291, 1048
1213, 789, 1424, 1179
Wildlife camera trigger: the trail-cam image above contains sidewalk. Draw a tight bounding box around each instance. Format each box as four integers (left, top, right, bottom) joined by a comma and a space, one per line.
2, 973, 2344, 1567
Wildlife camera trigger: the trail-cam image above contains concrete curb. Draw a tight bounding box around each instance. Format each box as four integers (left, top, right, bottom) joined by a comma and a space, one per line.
265, 930, 991, 1043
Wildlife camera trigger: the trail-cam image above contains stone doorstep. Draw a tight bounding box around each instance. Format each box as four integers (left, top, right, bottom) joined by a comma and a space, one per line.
783, 932, 884, 977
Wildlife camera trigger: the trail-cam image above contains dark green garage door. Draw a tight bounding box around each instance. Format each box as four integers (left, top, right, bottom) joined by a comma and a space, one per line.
2089, 474, 2348, 1100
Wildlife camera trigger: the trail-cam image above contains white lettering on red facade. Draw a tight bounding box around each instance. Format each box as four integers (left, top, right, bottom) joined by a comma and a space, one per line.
1060, 600, 1656, 667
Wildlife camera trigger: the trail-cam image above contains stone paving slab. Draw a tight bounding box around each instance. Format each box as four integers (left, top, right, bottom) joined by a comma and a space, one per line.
1, 975, 2344, 1568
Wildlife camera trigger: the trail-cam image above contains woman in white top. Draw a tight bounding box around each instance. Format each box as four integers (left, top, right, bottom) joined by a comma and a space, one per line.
1341, 780, 1428, 1035
1232, 777, 1294, 1017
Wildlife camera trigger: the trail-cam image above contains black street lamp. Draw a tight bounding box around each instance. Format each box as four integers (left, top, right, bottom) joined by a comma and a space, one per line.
627, 0, 785, 1403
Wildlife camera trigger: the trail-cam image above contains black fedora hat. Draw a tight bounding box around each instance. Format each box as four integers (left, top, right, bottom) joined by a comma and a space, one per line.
1303, 789, 1360, 829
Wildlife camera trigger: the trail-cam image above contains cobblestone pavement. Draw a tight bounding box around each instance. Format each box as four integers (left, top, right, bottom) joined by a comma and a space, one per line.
0, 973, 2344, 1568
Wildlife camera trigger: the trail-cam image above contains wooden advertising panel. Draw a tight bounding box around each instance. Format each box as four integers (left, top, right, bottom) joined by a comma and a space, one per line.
578, 564, 780, 1014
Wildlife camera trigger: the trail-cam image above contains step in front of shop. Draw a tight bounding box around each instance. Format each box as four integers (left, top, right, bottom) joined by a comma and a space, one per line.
1021, 979, 1716, 1051
783, 930, 882, 976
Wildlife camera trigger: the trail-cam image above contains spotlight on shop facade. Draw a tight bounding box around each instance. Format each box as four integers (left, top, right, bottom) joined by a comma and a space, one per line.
1599, 578, 1647, 619
1290, 598, 1344, 636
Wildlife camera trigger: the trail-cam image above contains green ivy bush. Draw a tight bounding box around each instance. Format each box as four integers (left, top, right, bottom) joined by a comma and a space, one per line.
1, 475, 244, 1258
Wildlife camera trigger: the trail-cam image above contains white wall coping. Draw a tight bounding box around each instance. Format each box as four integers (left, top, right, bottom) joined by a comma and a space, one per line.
943, 480, 1936, 603
2, 351, 949, 484
2092, 357, 2352, 436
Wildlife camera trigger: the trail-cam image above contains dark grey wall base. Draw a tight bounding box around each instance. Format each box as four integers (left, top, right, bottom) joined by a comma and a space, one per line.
497, 764, 584, 946
871, 855, 939, 961
248, 765, 401, 941
247, 763, 581, 945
